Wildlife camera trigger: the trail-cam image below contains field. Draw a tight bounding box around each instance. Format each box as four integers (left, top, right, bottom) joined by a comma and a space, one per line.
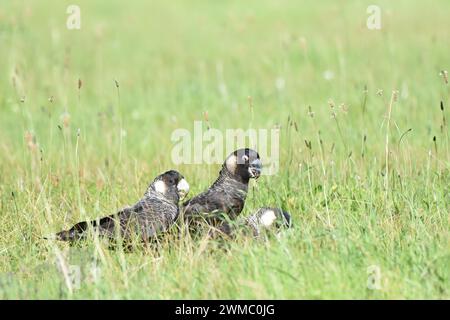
0, 0, 449, 299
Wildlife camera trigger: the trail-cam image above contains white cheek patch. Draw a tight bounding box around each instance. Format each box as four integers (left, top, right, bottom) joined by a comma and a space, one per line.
154, 180, 167, 194
225, 154, 237, 173
177, 178, 190, 195
260, 210, 277, 227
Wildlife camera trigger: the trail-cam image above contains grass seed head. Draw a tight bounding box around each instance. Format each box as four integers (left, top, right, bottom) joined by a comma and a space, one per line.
392, 90, 399, 102
25, 131, 38, 152
61, 112, 71, 128
308, 106, 314, 118
440, 70, 448, 84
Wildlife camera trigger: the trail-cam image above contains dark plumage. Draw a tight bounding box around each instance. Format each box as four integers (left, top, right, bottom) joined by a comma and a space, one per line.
217, 207, 292, 238
51, 170, 189, 242
182, 148, 262, 228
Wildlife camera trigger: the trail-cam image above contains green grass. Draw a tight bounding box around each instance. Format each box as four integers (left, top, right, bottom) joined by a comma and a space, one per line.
0, 0, 449, 299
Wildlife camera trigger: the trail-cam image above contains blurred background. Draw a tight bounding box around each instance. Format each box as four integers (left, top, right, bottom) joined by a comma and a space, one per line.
1, 1, 449, 170
0, 0, 448, 299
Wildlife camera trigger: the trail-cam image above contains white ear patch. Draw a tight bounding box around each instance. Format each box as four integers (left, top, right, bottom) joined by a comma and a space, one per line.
260, 210, 277, 227
154, 180, 167, 194
177, 178, 190, 196
225, 154, 238, 173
